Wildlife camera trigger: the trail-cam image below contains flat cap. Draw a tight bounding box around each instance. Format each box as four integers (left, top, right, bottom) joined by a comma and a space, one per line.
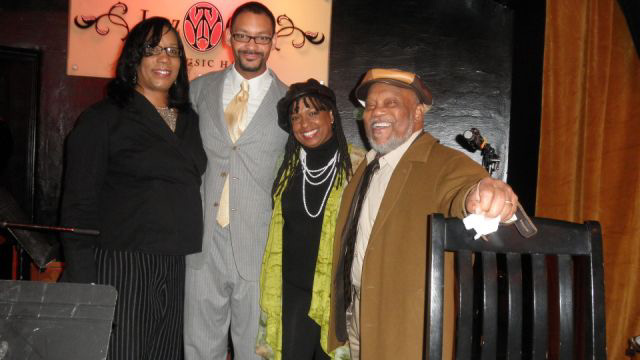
277, 78, 336, 132
355, 68, 433, 105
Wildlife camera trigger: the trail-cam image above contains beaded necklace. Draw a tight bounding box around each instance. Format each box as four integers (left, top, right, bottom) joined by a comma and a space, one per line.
156, 106, 177, 132
299, 148, 339, 218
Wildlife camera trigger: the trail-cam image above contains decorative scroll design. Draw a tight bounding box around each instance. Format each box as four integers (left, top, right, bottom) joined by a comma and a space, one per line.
74, 2, 130, 41
275, 15, 325, 51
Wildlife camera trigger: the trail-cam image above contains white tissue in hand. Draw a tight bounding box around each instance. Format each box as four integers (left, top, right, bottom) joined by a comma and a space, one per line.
462, 214, 501, 240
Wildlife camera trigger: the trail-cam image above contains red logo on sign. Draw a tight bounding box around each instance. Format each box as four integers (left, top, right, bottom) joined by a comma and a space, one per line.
183, 2, 224, 52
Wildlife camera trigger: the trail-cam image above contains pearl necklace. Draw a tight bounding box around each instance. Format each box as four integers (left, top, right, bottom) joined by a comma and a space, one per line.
299, 148, 339, 218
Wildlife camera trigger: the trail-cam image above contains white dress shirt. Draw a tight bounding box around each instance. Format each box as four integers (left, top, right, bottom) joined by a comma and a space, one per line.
222, 66, 273, 128
351, 131, 422, 289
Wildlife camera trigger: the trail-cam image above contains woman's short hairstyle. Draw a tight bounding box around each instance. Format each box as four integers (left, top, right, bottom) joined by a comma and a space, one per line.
107, 17, 191, 111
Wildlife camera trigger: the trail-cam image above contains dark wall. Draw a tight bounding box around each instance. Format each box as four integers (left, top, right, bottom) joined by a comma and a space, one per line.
0, 3, 109, 226
508, 0, 545, 215
0, 0, 526, 227
331, 0, 513, 181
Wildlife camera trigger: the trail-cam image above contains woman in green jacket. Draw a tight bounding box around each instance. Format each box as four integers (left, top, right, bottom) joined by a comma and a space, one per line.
257, 79, 364, 360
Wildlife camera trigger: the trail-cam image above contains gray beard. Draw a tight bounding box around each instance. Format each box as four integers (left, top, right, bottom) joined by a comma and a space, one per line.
368, 123, 415, 155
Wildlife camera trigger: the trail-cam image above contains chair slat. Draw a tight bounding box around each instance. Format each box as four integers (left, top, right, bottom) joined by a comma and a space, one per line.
425, 215, 607, 360
444, 219, 591, 255
506, 253, 522, 360
531, 254, 548, 360
425, 213, 445, 360
481, 253, 498, 359
557, 254, 574, 359
455, 251, 473, 360
587, 221, 607, 360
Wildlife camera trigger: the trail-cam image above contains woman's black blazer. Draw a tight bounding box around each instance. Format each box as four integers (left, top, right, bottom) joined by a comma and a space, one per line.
60, 92, 207, 283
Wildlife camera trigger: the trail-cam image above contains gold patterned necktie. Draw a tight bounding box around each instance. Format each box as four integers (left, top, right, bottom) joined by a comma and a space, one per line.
217, 79, 249, 227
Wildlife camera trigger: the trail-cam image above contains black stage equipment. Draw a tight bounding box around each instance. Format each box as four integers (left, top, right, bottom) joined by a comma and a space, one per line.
627, 335, 640, 357
0, 186, 99, 270
459, 128, 537, 238
0, 187, 59, 270
462, 127, 501, 176
0, 280, 117, 360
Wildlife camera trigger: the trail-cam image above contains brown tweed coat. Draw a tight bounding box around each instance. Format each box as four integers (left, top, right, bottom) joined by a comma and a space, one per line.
328, 132, 488, 359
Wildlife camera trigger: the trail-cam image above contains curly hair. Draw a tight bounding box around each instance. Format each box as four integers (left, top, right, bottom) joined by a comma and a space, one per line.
271, 95, 353, 199
107, 17, 191, 112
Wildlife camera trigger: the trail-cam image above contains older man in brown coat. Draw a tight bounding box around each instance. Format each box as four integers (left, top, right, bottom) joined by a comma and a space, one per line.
328, 68, 518, 359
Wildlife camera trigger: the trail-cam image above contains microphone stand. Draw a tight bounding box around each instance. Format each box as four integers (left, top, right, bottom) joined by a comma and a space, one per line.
460, 128, 537, 238
0, 186, 99, 277
479, 144, 500, 177
0, 221, 99, 278
462, 127, 500, 176
0, 221, 100, 236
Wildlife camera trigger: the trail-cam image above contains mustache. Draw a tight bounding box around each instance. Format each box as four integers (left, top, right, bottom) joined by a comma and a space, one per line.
238, 50, 264, 56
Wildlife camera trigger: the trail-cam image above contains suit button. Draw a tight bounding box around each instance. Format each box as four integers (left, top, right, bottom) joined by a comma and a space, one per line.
214, 202, 219, 207
232, 146, 238, 150
220, 172, 227, 177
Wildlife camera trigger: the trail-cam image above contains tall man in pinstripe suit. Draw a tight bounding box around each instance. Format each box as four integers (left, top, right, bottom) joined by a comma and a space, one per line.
184, 3, 288, 359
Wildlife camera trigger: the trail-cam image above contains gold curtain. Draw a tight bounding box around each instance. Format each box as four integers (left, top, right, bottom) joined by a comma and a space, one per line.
539, 0, 640, 357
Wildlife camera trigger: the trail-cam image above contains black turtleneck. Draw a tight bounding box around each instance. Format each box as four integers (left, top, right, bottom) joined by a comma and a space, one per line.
282, 135, 339, 290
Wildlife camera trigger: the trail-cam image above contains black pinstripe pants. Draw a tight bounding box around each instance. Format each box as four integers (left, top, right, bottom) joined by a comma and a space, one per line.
95, 248, 186, 360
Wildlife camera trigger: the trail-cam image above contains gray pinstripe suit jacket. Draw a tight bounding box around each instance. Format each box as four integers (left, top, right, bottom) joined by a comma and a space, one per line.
187, 67, 288, 281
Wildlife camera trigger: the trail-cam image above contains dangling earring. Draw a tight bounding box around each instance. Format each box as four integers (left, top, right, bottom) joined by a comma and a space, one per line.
132, 73, 137, 85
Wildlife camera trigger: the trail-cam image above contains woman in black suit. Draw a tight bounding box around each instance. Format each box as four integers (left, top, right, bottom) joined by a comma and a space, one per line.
60, 17, 206, 360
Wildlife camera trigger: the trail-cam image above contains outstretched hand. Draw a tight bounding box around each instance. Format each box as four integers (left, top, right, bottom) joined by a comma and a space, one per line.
465, 177, 518, 222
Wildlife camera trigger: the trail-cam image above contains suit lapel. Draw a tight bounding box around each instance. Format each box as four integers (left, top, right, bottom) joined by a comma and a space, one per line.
237, 70, 281, 143
341, 159, 367, 232
333, 158, 367, 341
128, 92, 201, 172
174, 110, 206, 173
368, 161, 413, 240
128, 92, 178, 146
368, 134, 436, 242
337, 159, 367, 256
203, 68, 233, 144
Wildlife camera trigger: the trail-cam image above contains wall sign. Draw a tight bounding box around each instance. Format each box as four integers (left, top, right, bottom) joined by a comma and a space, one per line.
67, 1, 332, 85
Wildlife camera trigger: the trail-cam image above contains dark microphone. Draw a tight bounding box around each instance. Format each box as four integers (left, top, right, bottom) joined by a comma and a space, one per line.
462, 128, 500, 176
463, 128, 488, 151
627, 335, 640, 356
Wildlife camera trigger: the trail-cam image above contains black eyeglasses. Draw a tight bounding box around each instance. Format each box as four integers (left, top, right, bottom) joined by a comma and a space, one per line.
143, 45, 182, 58
231, 33, 273, 45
